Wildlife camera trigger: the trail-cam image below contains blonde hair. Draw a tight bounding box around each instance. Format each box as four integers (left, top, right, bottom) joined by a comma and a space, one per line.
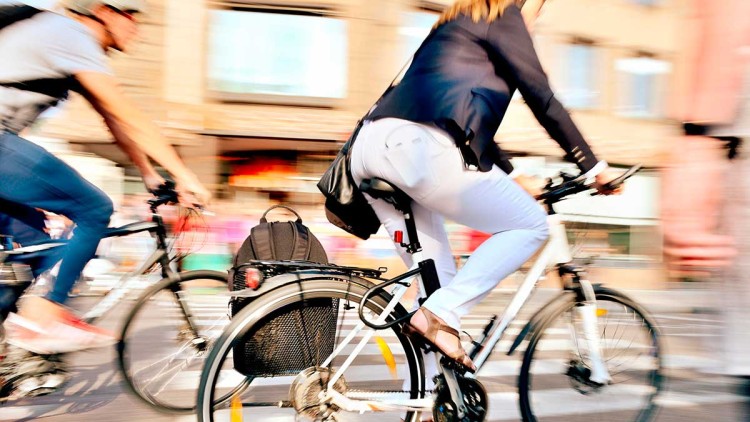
435, 0, 526, 27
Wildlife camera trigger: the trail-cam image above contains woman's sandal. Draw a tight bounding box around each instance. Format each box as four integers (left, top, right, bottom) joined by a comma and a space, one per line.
402, 308, 477, 373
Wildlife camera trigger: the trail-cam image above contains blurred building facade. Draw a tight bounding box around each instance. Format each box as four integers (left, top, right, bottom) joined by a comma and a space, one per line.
26, 0, 682, 273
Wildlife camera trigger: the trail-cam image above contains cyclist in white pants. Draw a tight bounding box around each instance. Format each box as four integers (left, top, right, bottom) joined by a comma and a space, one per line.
350, 0, 622, 374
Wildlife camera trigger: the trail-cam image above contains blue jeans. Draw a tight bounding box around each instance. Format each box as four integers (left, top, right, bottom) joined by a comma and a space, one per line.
0, 131, 113, 306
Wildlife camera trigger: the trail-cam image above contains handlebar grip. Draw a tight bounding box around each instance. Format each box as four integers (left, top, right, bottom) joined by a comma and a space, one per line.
601, 164, 642, 190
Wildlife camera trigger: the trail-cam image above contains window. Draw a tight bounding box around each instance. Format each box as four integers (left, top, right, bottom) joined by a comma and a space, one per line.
399, 10, 439, 65
615, 57, 671, 118
207, 8, 348, 106
558, 43, 600, 109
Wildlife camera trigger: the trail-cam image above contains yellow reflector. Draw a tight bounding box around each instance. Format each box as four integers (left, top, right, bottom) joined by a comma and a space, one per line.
231, 393, 243, 422
375, 336, 398, 378
596, 308, 608, 317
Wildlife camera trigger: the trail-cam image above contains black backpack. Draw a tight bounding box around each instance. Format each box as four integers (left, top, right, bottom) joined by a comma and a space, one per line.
232, 205, 328, 270
229, 204, 328, 315
229, 205, 334, 377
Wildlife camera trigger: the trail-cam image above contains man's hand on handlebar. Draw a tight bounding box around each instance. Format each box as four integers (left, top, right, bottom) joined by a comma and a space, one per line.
143, 172, 166, 194
175, 175, 212, 209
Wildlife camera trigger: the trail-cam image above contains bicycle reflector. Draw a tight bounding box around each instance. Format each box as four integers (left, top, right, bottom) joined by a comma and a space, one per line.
375, 336, 397, 379
231, 393, 243, 421
244, 268, 262, 290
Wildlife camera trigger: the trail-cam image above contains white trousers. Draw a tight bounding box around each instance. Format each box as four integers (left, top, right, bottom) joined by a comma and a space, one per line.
350, 118, 549, 330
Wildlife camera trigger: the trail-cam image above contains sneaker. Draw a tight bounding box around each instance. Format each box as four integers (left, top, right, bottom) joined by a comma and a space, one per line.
4, 313, 116, 355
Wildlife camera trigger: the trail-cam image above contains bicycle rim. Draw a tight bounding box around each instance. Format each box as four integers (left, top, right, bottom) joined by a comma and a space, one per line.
519, 288, 663, 422
197, 277, 426, 422
117, 270, 231, 413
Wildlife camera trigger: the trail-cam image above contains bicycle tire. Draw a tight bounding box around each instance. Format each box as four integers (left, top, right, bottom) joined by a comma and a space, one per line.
518, 286, 663, 422
197, 276, 427, 422
117, 270, 231, 413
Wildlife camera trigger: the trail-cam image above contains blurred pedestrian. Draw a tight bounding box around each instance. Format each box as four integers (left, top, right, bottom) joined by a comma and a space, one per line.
661, 0, 750, 412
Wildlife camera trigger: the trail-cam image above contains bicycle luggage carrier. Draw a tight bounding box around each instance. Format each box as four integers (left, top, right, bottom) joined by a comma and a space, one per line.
230, 260, 386, 378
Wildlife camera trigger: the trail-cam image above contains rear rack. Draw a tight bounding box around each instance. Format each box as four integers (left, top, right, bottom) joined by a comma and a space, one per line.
234, 260, 387, 279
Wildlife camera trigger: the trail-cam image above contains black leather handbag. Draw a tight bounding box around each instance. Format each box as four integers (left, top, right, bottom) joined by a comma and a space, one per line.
317, 121, 381, 240
317, 49, 429, 240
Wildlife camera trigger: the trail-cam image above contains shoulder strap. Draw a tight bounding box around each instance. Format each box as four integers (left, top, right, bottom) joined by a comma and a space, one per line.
0, 4, 42, 30
366, 29, 437, 118
0, 77, 76, 99
0, 9, 78, 100
249, 223, 276, 260
288, 221, 312, 261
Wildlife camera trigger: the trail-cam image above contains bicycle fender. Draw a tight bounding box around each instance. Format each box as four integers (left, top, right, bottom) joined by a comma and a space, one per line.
229, 270, 375, 300
507, 290, 574, 355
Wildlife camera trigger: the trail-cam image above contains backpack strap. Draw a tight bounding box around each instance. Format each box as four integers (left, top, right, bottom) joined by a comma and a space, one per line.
288, 221, 312, 261
0, 8, 79, 100
249, 223, 276, 260
0, 77, 77, 100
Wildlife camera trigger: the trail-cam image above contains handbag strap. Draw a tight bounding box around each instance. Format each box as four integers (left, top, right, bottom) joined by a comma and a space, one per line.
366, 29, 437, 119
346, 29, 438, 153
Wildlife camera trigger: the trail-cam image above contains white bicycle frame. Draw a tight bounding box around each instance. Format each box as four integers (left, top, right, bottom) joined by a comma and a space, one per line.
320, 214, 612, 414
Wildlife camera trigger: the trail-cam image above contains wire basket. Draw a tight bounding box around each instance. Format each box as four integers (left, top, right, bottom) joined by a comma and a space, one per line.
232, 296, 339, 377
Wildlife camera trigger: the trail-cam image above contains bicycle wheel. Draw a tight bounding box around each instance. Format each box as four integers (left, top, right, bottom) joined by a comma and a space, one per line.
197, 276, 426, 422
519, 286, 663, 422
117, 270, 232, 413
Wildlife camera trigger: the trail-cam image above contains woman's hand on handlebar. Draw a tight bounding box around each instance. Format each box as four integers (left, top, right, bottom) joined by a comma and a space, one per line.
593, 168, 626, 195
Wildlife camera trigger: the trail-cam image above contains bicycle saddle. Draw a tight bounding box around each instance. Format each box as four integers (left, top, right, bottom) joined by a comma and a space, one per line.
359, 178, 412, 213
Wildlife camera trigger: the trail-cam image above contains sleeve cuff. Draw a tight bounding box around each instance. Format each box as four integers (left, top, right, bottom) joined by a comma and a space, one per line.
582, 160, 608, 179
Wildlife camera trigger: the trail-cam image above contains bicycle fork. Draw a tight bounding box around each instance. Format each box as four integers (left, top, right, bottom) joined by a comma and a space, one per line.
562, 266, 611, 385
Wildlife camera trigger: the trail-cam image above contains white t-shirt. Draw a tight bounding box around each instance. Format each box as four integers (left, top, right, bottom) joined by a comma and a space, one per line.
0, 11, 111, 133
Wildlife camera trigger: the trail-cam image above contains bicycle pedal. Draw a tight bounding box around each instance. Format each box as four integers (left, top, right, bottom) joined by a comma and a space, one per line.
439, 356, 469, 375
419, 343, 437, 354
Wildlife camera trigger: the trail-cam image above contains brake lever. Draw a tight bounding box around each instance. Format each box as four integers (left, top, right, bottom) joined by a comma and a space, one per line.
590, 164, 643, 194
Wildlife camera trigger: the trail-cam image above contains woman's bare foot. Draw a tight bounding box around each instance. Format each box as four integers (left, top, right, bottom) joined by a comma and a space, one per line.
403, 308, 476, 372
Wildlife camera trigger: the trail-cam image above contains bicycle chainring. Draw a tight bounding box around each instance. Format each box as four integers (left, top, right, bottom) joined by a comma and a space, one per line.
433, 374, 488, 422
0, 346, 69, 401
290, 367, 347, 420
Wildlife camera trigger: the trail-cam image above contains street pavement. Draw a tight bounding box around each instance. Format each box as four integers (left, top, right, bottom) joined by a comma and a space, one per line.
0, 285, 746, 422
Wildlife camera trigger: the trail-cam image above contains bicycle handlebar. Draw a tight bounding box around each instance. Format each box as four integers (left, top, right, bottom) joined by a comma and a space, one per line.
536, 164, 642, 205
148, 180, 179, 211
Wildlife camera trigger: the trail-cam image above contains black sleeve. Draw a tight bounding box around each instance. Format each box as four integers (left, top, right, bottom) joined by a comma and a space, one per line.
485, 6, 600, 173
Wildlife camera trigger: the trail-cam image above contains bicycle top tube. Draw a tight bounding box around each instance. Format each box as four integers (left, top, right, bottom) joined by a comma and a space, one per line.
103, 221, 161, 239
